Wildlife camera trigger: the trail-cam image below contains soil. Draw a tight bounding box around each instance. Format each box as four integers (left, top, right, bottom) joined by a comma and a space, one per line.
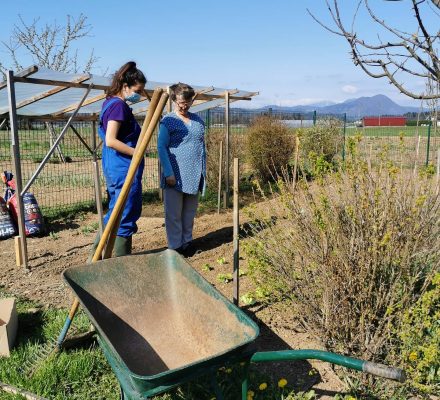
0, 201, 346, 399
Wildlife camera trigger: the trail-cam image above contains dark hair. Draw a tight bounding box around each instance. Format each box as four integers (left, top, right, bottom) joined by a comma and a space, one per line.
106, 61, 147, 97
169, 82, 195, 102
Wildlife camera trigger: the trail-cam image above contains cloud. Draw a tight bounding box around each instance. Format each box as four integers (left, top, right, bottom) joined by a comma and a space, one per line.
342, 85, 358, 94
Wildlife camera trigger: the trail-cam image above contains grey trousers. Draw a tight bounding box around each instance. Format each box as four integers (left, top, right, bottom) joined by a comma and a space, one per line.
164, 187, 199, 250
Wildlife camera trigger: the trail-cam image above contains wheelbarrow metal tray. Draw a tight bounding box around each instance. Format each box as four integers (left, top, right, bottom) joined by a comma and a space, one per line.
63, 250, 259, 395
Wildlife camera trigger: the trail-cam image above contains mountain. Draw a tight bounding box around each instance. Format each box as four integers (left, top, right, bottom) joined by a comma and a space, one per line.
258, 95, 422, 117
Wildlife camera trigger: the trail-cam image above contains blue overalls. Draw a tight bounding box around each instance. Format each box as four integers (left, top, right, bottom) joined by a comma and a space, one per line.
98, 98, 144, 237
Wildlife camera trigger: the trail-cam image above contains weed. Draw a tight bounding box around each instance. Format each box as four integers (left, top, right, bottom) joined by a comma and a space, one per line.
49, 231, 59, 240
217, 273, 233, 283
202, 263, 213, 272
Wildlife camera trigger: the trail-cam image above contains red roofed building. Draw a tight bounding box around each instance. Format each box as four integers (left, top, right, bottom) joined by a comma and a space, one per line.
362, 116, 406, 127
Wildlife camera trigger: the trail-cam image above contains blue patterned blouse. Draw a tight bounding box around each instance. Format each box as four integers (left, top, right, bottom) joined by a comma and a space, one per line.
157, 112, 206, 195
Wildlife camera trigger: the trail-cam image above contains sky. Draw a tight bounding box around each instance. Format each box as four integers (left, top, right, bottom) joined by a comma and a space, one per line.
0, 0, 438, 108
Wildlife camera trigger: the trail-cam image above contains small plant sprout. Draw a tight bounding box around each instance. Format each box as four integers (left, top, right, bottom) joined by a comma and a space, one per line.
202, 263, 213, 272
49, 231, 59, 240
216, 273, 233, 283
240, 292, 256, 306
216, 257, 226, 265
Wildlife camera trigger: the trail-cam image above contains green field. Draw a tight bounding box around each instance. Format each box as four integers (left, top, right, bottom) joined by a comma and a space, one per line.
345, 125, 433, 137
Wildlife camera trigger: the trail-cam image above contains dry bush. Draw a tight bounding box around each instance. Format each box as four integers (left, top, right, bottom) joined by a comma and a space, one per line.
244, 116, 294, 181
244, 150, 440, 362
299, 118, 343, 177
205, 127, 246, 191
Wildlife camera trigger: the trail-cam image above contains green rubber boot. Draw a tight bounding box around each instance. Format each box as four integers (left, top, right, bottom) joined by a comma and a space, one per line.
114, 235, 132, 257
87, 232, 101, 263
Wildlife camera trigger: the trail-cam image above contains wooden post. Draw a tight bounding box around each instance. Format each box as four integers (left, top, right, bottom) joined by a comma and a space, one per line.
233, 158, 239, 306
414, 135, 421, 177
7, 70, 29, 270
217, 141, 223, 214
14, 236, 23, 267
224, 91, 230, 208
91, 121, 104, 235
292, 135, 300, 192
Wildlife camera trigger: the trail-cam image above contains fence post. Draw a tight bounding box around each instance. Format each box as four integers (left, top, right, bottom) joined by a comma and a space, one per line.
426, 121, 432, 166
313, 110, 317, 126
206, 108, 210, 130
7, 70, 29, 270
342, 113, 347, 162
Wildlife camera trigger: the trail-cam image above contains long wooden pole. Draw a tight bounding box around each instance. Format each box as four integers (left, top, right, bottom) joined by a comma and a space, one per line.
233, 158, 239, 306
224, 91, 230, 208
217, 140, 223, 214
7, 70, 29, 270
103, 89, 166, 258
91, 121, 104, 235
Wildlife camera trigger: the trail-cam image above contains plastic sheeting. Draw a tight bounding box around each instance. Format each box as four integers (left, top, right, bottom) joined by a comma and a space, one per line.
0, 66, 257, 116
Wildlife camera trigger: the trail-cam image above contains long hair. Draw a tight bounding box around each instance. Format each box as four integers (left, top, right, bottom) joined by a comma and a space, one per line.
169, 82, 195, 102
106, 61, 146, 98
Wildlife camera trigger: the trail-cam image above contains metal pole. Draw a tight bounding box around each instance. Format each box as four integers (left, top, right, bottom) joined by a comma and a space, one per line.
91, 121, 104, 235
21, 85, 92, 195
342, 113, 347, 162
7, 70, 29, 270
224, 91, 230, 208
217, 141, 223, 214
313, 110, 317, 126
233, 158, 239, 306
426, 121, 432, 166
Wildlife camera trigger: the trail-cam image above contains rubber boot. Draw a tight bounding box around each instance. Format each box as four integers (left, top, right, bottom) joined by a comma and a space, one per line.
87, 232, 101, 263
114, 235, 132, 257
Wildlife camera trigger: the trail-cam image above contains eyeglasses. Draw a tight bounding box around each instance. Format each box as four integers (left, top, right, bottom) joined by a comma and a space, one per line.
175, 99, 193, 107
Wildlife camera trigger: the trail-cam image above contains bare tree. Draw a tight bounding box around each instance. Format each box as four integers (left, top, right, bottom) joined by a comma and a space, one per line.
0, 14, 98, 80
308, 0, 440, 100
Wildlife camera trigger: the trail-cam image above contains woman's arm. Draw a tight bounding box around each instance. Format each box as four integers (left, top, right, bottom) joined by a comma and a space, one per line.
157, 123, 176, 185
105, 120, 135, 156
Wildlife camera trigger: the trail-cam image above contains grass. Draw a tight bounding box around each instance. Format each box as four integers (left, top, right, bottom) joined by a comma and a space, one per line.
345, 125, 432, 137
0, 291, 317, 400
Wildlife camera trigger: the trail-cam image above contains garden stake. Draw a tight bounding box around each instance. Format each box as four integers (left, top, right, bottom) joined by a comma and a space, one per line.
26, 89, 168, 375
217, 140, 223, 213
233, 157, 239, 305
292, 135, 300, 192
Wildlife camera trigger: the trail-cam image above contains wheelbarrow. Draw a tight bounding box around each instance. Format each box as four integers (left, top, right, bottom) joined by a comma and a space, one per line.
63, 250, 405, 400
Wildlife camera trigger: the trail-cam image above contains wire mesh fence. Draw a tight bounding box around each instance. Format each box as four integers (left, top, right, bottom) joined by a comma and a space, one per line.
0, 118, 159, 217
0, 110, 438, 218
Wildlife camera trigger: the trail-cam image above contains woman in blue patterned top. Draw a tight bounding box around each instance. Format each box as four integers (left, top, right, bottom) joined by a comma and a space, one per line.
158, 83, 206, 255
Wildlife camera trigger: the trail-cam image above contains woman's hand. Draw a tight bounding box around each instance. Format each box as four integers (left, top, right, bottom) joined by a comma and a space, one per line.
166, 175, 176, 186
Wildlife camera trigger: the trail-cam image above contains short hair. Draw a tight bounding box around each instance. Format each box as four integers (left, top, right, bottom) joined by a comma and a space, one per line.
169, 82, 195, 102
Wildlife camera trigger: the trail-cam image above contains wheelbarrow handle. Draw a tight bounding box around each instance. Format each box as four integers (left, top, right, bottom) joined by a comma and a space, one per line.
250, 350, 406, 383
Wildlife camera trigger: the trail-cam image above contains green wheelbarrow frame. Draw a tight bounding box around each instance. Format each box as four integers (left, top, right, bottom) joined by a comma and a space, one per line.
63, 250, 405, 400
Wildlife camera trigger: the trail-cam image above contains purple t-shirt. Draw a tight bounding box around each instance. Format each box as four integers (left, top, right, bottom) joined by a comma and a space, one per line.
101, 97, 141, 147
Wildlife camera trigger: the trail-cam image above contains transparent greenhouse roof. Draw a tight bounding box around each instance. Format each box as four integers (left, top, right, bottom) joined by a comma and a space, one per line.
0, 66, 258, 117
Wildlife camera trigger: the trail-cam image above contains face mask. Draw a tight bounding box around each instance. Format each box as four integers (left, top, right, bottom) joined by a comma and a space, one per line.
125, 92, 141, 103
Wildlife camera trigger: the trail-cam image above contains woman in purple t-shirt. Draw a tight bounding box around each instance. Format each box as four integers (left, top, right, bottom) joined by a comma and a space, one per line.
89, 62, 146, 259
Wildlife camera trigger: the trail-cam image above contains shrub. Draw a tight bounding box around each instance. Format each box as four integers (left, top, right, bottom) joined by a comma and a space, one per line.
299, 118, 343, 177
397, 273, 440, 394
244, 116, 294, 181
244, 150, 440, 363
